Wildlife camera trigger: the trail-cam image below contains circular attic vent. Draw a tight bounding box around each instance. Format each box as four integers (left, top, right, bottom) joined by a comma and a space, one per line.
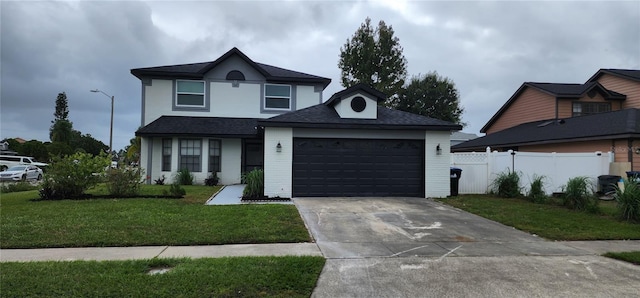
351, 96, 366, 112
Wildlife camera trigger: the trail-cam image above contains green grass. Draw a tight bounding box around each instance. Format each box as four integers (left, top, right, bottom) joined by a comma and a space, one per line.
0, 186, 310, 248
603, 251, 640, 265
0, 256, 325, 297
437, 195, 640, 240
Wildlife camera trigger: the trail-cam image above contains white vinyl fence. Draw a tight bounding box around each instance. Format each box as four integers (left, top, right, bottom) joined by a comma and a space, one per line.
451, 147, 613, 195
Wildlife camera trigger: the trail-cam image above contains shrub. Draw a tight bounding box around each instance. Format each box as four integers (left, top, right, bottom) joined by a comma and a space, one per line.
491, 170, 522, 198
527, 174, 548, 203
562, 176, 599, 213
39, 152, 110, 200
0, 181, 38, 193
106, 167, 144, 197
175, 168, 193, 185
614, 179, 640, 222
165, 182, 186, 197
242, 168, 264, 199
154, 175, 166, 185
204, 172, 219, 186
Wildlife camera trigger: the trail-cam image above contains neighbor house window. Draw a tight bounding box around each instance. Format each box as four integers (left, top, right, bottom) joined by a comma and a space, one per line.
572, 102, 610, 117
179, 139, 201, 172
209, 139, 221, 173
265, 84, 291, 109
176, 80, 205, 107
162, 138, 172, 172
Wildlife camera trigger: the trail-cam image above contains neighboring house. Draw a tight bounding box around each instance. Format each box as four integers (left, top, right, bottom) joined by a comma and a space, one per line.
453, 69, 640, 172
133, 48, 461, 198
450, 132, 478, 147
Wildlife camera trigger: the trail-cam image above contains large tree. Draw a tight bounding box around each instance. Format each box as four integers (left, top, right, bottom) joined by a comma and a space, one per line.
70, 131, 108, 156
338, 17, 407, 105
49, 92, 73, 144
396, 72, 465, 126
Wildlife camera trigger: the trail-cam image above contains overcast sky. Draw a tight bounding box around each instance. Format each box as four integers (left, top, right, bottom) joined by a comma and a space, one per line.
1, 0, 639, 152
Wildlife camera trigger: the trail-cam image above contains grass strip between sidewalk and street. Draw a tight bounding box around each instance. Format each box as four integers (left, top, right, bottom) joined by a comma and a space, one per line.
0, 256, 325, 297
437, 195, 640, 241
603, 251, 640, 265
1, 186, 311, 248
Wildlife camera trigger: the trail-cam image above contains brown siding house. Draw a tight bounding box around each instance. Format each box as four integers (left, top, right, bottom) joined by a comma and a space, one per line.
454, 69, 640, 172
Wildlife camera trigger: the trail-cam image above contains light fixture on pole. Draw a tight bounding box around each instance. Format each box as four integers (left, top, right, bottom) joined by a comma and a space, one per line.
90, 89, 114, 154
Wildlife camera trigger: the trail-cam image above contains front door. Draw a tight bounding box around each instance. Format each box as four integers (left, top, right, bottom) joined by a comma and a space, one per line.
243, 140, 264, 173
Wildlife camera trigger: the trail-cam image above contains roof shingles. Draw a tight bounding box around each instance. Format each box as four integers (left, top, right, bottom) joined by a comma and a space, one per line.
136, 116, 260, 137
131, 47, 331, 87
259, 104, 462, 131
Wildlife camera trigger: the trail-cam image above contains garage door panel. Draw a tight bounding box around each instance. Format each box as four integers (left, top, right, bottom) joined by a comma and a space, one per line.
293, 138, 424, 197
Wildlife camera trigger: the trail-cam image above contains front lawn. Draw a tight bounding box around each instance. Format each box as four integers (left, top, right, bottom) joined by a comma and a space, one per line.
0, 256, 325, 297
603, 251, 640, 265
0, 186, 311, 248
437, 195, 640, 240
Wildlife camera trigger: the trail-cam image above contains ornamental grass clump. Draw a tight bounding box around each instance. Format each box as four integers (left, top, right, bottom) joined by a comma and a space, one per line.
562, 176, 599, 213
614, 179, 640, 223
242, 168, 264, 199
491, 170, 522, 198
527, 174, 548, 204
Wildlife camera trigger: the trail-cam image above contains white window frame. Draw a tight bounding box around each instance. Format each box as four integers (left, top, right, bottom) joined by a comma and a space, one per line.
176, 80, 206, 108
264, 84, 292, 110
179, 139, 202, 173
208, 139, 222, 173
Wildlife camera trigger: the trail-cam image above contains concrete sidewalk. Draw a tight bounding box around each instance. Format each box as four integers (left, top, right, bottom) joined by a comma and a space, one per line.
0, 243, 322, 262
2, 241, 638, 263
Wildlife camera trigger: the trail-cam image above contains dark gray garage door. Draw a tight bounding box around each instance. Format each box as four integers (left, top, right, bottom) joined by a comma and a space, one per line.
292, 138, 424, 197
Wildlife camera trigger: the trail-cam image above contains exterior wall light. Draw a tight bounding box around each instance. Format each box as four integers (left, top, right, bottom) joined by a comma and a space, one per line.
436, 144, 442, 155
276, 142, 282, 152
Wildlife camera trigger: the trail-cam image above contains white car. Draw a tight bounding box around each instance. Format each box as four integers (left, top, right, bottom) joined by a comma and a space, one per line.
0, 165, 43, 181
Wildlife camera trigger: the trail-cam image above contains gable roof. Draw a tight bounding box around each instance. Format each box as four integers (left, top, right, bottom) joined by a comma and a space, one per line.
136, 116, 260, 138
587, 69, 640, 83
480, 81, 626, 133
454, 108, 640, 151
324, 83, 387, 106
130, 47, 331, 88
259, 104, 462, 131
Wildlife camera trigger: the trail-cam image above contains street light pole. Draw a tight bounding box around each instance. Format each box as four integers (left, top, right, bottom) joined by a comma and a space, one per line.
90, 89, 114, 154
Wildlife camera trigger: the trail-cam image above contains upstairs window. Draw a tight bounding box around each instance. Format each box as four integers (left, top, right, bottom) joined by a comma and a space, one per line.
176, 80, 205, 107
265, 84, 291, 110
572, 102, 610, 117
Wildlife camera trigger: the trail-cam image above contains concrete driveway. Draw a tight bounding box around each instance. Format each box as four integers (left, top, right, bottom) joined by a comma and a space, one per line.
294, 197, 640, 297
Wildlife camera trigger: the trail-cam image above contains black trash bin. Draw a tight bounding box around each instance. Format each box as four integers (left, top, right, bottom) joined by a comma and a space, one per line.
626, 171, 640, 182
598, 175, 621, 194
450, 167, 463, 196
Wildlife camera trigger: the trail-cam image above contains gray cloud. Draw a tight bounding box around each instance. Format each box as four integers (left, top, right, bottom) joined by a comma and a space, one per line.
1, 0, 638, 151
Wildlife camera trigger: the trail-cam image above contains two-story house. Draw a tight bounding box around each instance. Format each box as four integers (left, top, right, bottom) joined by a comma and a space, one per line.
132, 48, 461, 198
452, 69, 640, 172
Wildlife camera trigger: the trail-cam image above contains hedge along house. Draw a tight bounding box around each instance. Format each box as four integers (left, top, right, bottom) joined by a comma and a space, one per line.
259, 84, 462, 198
